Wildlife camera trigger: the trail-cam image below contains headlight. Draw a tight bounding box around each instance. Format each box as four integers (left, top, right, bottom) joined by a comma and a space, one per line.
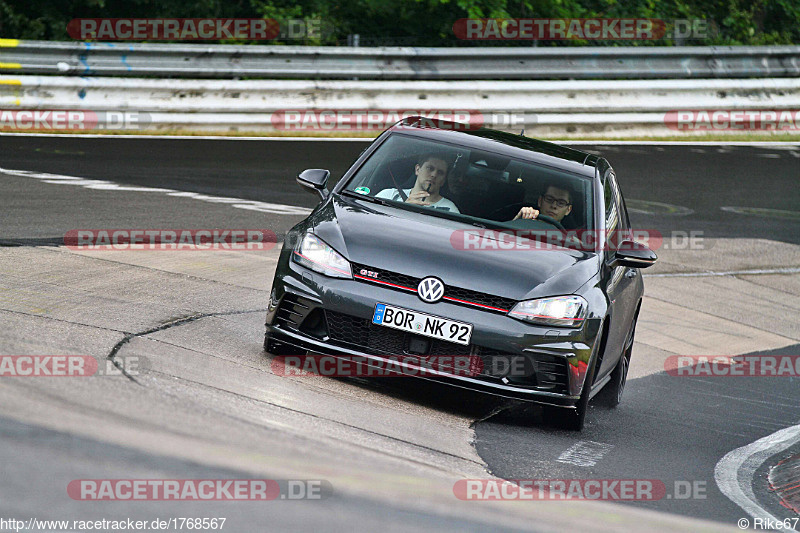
508, 295, 588, 327
293, 233, 352, 279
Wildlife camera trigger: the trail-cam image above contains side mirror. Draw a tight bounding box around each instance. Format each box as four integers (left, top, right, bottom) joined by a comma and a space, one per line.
297, 169, 330, 201
608, 240, 657, 269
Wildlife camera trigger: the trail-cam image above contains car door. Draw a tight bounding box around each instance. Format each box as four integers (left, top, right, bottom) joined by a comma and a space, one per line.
597, 168, 639, 379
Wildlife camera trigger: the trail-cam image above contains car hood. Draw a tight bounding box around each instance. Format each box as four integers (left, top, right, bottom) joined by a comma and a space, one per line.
309, 195, 599, 301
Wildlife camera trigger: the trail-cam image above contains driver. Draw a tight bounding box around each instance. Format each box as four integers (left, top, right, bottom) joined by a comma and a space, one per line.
376, 153, 460, 213
512, 183, 572, 224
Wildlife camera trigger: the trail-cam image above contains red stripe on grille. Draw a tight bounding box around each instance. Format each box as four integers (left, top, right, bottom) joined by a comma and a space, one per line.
355, 275, 510, 312
442, 295, 508, 313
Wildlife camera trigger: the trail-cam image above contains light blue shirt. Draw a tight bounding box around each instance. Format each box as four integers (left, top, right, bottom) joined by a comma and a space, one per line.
375, 188, 460, 213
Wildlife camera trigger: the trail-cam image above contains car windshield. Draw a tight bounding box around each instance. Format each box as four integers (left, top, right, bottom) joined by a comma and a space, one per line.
342, 133, 594, 232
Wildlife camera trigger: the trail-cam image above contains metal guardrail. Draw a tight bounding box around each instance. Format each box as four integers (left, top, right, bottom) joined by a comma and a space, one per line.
2, 75, 798, 135
6, 76, 799, 113
2, 40, 800, 79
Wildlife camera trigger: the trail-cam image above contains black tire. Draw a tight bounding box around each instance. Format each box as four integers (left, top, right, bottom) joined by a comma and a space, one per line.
595, 350, 630, 408
562, 373, 592, 430
543, 375, 591, 431
545, 326, 607, 431
595, 318, 636, 408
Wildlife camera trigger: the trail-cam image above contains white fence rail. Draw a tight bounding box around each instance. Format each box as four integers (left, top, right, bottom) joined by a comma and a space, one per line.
1, 75, 799, 135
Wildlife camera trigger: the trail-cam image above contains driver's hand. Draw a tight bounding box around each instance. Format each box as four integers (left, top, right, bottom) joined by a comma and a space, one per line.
513, 207, 539, 220
406, 190, 431, 205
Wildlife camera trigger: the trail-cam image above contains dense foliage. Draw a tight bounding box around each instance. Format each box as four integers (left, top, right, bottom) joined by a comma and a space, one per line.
1, 0, 798, 45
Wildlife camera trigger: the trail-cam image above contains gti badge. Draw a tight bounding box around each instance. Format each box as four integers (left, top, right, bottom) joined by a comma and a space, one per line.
417, 277, 444, 303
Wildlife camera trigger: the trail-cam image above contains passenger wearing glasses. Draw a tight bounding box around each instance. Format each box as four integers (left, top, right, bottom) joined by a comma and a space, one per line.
512, 183, 573, 224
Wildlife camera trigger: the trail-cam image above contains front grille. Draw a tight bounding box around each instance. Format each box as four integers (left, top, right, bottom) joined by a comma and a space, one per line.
355, 267, 418, 291
325, 310, 477, 375
324, 310, 569, 393
351, 263, 516, 313
326, 310, 466, 356
444, 286, 517, 311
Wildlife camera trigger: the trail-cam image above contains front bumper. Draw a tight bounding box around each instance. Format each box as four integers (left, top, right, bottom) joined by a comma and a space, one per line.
266, 261, 601, 407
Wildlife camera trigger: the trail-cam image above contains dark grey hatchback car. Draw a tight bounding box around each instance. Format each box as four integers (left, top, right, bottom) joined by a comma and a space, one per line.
264, 117, 656, 430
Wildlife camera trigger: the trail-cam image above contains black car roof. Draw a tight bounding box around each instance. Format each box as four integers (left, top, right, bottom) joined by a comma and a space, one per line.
390, 117, 599, 178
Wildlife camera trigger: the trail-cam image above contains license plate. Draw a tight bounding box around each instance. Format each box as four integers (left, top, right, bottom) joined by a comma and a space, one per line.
372, 303, 473, 345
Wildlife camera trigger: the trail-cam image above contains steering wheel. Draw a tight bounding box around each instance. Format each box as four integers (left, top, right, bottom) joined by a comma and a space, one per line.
492, 203, 567, 231
487, 201, 525, 218
535, 214, 566, 231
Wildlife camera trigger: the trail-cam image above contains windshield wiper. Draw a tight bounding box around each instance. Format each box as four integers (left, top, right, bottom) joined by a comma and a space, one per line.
340, 190, 390, 206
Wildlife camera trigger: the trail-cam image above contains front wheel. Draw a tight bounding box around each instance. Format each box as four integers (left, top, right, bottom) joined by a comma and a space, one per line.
545, 337, 604, 431
595, 318, 636, 408
543, 374, 591, 431
595, 351, 629, 408
562, 373, 592, 430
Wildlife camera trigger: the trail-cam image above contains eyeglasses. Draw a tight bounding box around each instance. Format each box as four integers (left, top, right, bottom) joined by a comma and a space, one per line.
541, 194, 571, 209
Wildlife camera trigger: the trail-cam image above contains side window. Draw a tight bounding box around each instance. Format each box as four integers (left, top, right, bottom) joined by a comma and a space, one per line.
608, 172, 629, 230
618, 194, 631, 231
604, 171, 627, 253
604, 173, 618, 235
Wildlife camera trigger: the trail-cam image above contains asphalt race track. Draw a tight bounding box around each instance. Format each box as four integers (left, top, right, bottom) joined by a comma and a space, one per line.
2, 135, 798, 244
1, 134, 799, 532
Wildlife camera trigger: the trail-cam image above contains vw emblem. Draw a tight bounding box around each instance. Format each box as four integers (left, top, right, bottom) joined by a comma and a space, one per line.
417, 277, 444, 303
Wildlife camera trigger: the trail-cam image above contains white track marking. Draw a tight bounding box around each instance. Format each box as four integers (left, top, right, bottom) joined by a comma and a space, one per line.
714, 424, 800, 533
556, 441, 614, 467
645, 267, 800, 278
0, 167, 312, 216
721, 206, 800, 219
625, 199, 694, 216
552, 141, 799, 147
